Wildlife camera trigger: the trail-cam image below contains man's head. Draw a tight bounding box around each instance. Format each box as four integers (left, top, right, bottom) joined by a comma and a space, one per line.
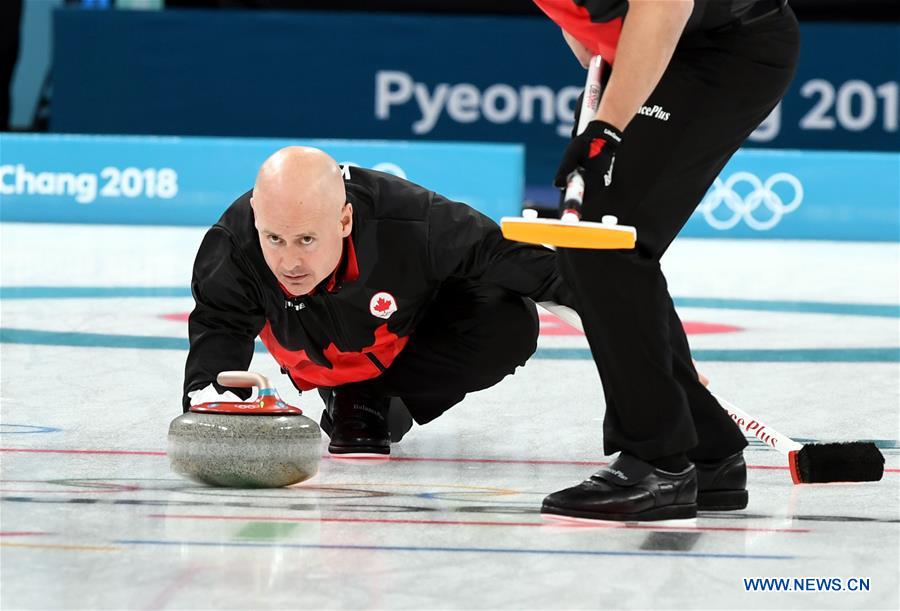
250, 146, 352, 295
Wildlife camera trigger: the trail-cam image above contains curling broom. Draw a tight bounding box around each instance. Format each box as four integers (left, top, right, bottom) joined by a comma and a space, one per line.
501, 56, 636, 250
539, 301, 885, 484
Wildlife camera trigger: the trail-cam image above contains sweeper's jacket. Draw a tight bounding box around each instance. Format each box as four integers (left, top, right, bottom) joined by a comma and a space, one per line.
533, 0, 785, 65
183, 167, 566, 409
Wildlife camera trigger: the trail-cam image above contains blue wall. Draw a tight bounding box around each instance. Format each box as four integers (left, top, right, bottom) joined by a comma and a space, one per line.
50, 8, 900, 191
0, 134, 523, 226
683, 149, 899, 241
2, 133, 896, 241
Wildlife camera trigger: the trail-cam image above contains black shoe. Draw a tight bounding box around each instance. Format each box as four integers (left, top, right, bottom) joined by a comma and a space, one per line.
320, 393, 413, 444
320, 391, 390, 456
695, 452, 748, 511
541, 454, 698, 522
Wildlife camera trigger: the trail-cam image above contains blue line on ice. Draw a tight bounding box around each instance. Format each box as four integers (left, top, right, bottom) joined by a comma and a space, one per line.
1, 286, 897, 318
114, 539, 795, 560
1, 328, 897, 362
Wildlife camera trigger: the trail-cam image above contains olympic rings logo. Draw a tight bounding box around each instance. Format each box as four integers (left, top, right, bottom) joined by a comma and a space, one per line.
697, 172, 804, 231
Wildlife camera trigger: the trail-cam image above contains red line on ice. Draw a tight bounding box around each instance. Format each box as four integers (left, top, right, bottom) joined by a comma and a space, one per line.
164, 312, 743, 336
3, 447, 896, 472
537, 313, 742, 336
143, 565, 205, 611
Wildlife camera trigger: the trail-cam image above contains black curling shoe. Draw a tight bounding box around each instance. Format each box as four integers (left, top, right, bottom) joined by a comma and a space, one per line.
541, 454, 698, 522
320, 391, 391, 456
695, 452, 748, 511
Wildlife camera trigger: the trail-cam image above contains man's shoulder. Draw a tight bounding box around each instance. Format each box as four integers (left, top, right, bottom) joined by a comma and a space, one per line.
343, 166, 432, 223
194, 190, 267, 294
213, 189, 257, 245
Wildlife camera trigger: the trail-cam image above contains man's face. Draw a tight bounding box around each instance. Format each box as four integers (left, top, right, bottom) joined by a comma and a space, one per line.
252, 196, 352, 296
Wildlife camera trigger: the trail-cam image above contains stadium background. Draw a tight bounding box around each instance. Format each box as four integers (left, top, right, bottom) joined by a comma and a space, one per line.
2, 0, 898, 238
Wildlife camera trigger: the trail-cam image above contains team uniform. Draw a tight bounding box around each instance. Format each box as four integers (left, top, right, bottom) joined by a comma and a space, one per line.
534, 0, 799, 519
183, 167, 570, 429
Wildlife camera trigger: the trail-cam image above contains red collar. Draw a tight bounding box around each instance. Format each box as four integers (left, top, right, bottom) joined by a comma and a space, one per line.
278, 236, 359, 298
324, 236, 360, 292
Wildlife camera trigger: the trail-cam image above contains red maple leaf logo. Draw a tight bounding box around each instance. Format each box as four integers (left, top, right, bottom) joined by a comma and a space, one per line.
373, 297, 393, 313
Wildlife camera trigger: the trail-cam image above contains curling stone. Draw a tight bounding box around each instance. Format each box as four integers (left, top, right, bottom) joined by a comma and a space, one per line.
168, 371, 321, 488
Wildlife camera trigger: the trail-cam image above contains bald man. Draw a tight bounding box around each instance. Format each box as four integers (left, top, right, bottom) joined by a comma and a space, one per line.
183, 147, 572, 456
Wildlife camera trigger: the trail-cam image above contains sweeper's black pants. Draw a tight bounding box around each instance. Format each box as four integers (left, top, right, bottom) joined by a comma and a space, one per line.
559, 7, 800, 461
329, 281, 539, 424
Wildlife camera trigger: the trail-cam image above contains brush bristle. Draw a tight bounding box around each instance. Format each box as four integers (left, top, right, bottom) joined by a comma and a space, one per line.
795, 442, 884, 483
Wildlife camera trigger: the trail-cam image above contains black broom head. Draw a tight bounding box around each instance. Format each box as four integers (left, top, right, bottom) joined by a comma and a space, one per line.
789, 442, 885, 484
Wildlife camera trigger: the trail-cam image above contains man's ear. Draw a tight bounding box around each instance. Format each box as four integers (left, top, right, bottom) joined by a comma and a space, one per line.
340, 202, 353, 238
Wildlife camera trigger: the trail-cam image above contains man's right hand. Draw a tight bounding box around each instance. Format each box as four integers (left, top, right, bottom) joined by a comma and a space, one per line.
187, 384, 242, 406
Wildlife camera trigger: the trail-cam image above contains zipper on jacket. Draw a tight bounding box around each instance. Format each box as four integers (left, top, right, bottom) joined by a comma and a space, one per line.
365, 352, 387, 373
320, 292, 352, 349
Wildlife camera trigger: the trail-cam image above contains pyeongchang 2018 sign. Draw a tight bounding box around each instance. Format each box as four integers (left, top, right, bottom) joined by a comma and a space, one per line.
0, 134, 523, 226
52, 10, 898, 191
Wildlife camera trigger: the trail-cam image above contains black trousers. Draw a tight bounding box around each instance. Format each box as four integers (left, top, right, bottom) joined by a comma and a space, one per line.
559, 7, 800, 461
333, 281, 539, 424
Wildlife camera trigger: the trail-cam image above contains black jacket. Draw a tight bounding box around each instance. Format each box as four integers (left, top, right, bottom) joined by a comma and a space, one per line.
183, 167, 568, 409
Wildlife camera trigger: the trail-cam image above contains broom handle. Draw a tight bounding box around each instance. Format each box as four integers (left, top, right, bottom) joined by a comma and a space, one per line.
562, 56, 605, 219
538, 302, 804, 455
710, 394, 802, 454
577, 56, 604, 135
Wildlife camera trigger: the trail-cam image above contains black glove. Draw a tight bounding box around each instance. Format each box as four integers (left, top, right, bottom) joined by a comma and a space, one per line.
554, 120, 623, 190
